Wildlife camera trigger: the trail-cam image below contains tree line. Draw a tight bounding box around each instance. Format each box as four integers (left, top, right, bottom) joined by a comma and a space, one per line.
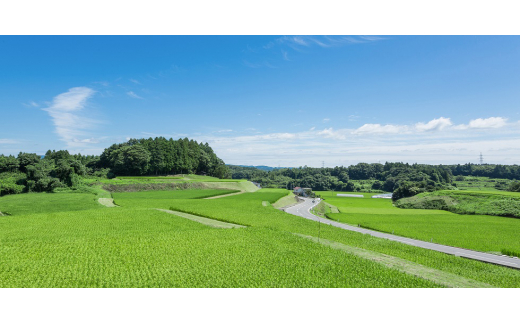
449, 163, 520, 180
229, 162, 453, 192
0, 137, 228, 196
229, 162, 520, 199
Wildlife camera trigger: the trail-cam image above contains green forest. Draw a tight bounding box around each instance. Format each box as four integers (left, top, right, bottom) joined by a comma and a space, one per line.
228, 162, 520, 198
0, 137, 227, 196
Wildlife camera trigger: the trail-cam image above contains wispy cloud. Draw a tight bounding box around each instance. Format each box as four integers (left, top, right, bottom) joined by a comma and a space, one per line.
352, 124, 407, 135
244, 36, 385, 68
0, 139, 19, 144
281, 50, 290, 61
129, 78, 141, 85
322, 118, 330, 123
276, 35, 384, 49
127, 91, 144, 99
42, 87, 98, 148
23, 101, 39, 108
243, 60, 277, 69
93, 81, 109, 87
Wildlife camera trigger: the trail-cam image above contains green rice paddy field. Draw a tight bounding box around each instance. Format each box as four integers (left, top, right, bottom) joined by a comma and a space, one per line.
1, 184, 520, 287
318, 191, 520, 255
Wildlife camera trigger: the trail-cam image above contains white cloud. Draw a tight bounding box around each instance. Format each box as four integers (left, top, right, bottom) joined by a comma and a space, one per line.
322, 118, 330, 123
42, 87, 97, 148
352, 123, 407, 135
415, 117, 452, 132
127, 91, 143, 99
276, 36, 384, 49
129, 79, 141, 84
317, 128, 348, 140
22, 100, 39, 108
468, 117, 508, 129
281, 50, 289, 61
71, 138, 100, 144
192, 116, 520, 167
0, 139, 18, 144
453, 117, 508, 130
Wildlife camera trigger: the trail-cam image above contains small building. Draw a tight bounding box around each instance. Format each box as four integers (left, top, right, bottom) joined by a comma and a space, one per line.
294, 187, 313, 197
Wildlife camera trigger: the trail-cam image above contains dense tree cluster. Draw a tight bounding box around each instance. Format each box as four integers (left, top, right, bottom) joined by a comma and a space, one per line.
0, 151, 102, 196
0, 137, 227, 196
99, 137, 228, 177
449, 163, 520, 180
509, 181, 520, 192
229, 162, 455, 196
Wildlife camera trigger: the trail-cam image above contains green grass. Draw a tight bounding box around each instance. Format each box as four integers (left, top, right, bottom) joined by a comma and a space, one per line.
317, 191, 520, 256
0, 202, 441, 287
112, 189, 238, 208
220, 189, 289, 203
272, 192, 298, 209
203, 181, 260, 192
83, 175, 246, 187
3, 187, 520, 287
116, 176, 183, 180
164, 195, 520, 287
310, 200, 331, 218
114, 189, 239, 200
0, 192, 104, 216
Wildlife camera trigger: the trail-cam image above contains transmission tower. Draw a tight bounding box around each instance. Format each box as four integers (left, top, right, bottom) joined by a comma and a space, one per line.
322, 161, 325, 168
479, 152, 484, 165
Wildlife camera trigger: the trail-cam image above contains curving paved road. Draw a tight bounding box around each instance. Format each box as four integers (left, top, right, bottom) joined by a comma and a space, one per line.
285, 197, 520, 269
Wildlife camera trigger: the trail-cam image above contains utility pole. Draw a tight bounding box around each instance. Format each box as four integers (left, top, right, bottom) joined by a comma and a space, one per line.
479, 153, 484, 165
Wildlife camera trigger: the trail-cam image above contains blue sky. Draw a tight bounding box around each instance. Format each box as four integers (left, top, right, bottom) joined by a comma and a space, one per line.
1, 36, 520, 166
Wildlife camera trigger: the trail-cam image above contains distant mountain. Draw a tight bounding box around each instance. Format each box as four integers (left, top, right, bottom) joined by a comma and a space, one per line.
227, 165, 292, 171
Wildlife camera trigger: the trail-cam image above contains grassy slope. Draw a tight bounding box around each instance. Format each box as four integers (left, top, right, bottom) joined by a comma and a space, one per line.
318, 191, 520, 255
396, 190, 520, 218
272, 192, 298, 209
454, 176, 510, 191
203, 181, 259, 192
0, 192, 104, 216
83, 175, 246, 187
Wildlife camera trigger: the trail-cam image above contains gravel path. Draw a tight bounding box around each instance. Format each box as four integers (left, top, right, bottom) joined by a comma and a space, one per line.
204, 191, 245, 199
154, 208, 246, 229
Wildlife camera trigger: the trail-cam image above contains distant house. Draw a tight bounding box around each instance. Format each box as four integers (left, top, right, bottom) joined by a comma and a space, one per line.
293, 187, 313, 197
